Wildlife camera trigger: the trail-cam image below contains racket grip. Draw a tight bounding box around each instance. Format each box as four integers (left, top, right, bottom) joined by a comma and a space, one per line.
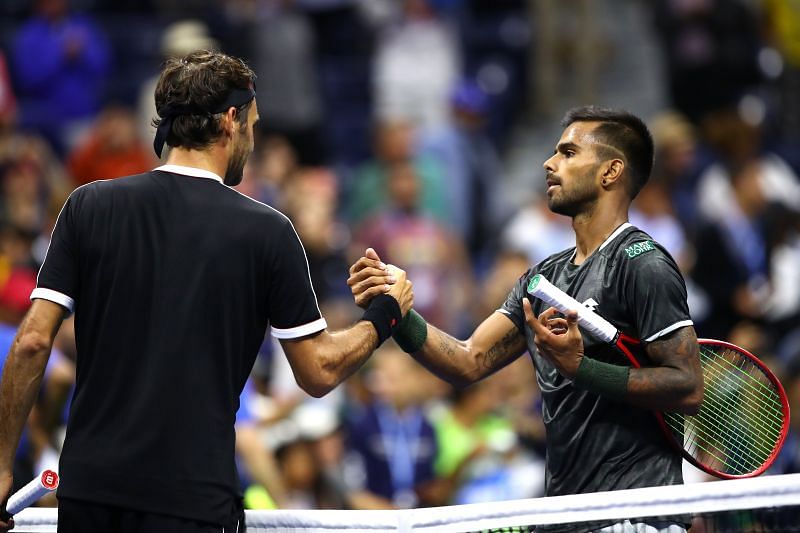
6, 470, 59, 515
527, 274, 618, 343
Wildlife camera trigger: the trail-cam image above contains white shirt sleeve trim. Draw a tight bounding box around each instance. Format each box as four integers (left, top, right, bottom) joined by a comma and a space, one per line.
271, 317, 328, 339
643, 320, 694, 342
30, 288, 75, 313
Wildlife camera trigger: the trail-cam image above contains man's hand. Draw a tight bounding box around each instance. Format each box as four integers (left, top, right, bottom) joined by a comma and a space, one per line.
0, 471, 14, 532
385, 265, 413, 316
347, 248, 394, 308
524, 298, 584, 379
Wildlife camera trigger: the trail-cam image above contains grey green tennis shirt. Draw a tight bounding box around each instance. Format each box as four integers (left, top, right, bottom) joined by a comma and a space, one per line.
499, 223, 693, 531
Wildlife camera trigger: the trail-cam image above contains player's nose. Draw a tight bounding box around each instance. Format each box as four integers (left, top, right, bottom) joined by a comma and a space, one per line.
543, 154, 557, 173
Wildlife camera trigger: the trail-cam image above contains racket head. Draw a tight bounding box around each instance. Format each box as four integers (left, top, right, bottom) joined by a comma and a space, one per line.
665, 339, 790, 479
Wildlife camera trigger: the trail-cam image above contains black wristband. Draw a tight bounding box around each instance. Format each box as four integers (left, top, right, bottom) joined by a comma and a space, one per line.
362, 294, 402, 346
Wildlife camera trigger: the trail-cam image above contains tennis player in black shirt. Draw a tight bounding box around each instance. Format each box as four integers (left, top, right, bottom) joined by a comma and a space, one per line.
0, 50, 412, 533
349, 106, 703, 532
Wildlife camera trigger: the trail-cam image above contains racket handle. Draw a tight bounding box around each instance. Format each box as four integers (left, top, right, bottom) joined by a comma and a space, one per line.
6, 470, 59, 515
527, 274, 618, 343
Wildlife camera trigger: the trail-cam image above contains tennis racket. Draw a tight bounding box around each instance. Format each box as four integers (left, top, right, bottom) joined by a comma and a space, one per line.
527, 274, 790, 479
5, 470, 59, 515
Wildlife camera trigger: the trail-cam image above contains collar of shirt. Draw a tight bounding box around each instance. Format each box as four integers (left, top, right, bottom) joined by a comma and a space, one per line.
154, 164, 224, 184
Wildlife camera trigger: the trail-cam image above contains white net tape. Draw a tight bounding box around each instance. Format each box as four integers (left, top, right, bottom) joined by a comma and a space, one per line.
12, 473, 800, 532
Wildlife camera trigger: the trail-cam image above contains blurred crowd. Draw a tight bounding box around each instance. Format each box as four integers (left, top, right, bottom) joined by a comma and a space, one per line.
0, 0, 799, 511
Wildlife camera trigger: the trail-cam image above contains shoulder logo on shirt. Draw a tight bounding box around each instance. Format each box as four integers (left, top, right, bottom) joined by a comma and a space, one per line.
624, 240, 656, 259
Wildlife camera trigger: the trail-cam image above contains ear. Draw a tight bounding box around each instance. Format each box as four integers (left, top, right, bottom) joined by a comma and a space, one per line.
600, 159, 624, 187
222, 106, 238, 138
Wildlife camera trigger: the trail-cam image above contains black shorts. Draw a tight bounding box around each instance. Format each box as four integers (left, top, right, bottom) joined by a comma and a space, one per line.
57, 498, 245, 533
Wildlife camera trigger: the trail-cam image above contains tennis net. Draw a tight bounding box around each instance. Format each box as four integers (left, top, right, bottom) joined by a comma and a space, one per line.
13, 473, 800, 532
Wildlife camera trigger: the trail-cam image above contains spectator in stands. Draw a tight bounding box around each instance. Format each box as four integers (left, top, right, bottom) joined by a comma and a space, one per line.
352, 160, 472, 334
651, 0, 762, 123
692, 158, 773, 339
500, 194, 574, 267
282, 167, 353, 306
246, 0, 326, 165
695, 109, 800, 225
68, 105, 155, 185
346, 119, 448, 227
431, 371, 522, 504
647, 110, 708, 232
342, 343, 439, 509
11, 0, 110, 155
418, 79, 510, 268
0, 223, 37, 326
372, 0, 460, 129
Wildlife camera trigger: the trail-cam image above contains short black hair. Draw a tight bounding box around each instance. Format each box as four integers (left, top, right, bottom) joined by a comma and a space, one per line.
561, 106, 654, 199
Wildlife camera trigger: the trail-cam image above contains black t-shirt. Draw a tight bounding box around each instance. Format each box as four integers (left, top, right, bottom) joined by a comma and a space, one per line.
32, 166, 326, 525
499, 223, 692, 528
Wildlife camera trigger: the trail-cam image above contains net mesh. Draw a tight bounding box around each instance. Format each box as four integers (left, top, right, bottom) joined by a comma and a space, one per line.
662, 343, 787, 478
12, 474, 800, 532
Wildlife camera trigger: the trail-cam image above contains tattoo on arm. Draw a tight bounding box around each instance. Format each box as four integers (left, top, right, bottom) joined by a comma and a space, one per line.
482, 328, 526, 370
435, 328, 458, 359
627, 326, 702, 411
645, 327, 698, 370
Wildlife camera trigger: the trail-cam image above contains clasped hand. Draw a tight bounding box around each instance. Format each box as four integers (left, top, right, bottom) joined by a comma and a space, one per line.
523, 298, 585, 379
347, 248, 413, 316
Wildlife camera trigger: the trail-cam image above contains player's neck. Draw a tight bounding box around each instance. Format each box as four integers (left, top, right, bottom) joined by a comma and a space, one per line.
571, 205, 629, 265
164, 146, 229, 180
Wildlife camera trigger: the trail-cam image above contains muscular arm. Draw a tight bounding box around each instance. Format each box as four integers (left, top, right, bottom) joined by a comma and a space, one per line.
627, 326, 703, 414
0, 300, 65, 488
346, 249, 527, 387
529, 305, 702, 414
408, 312, 528, 388
279, 322, 383, 398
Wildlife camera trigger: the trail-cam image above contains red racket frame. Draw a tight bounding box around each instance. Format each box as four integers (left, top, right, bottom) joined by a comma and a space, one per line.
611, 334, 790, 479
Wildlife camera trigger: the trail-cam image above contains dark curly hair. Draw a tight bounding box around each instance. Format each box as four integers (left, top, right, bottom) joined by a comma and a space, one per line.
152, 50, 256, 152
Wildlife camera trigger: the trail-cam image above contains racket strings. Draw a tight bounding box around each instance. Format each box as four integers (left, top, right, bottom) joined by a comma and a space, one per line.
689, 360, 781, 462
671, 411, 765, 475
703, 347, 782, 407
700, 349, 784, 430
666, 407, 768, 474
676, 415, 764, 474
675, 423, 752, 474
697, 358, 783, 443
667, 345, 786, 476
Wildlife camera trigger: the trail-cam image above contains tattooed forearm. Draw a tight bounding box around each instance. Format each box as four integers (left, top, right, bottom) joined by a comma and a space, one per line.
482, 328, 527, 370
626, 326, 703, 414
435, 327, 458, 359
408, 315, 526, 387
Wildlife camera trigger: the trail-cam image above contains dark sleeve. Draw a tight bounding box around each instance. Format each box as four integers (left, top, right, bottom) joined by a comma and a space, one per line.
498, 268, 535, 334
622, 247, 693, 342
31, 193, 80, 313
267, 220, 327, 339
